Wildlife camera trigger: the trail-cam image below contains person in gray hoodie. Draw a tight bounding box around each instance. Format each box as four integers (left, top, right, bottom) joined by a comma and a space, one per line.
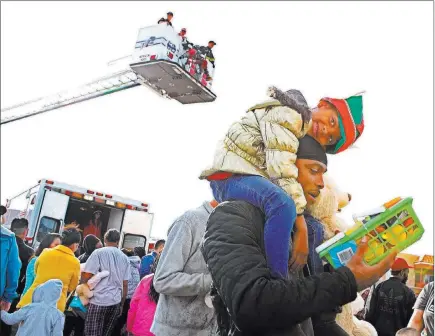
151, 201, 218, 336
112, 249, 141, 336
0, 279, 64, 336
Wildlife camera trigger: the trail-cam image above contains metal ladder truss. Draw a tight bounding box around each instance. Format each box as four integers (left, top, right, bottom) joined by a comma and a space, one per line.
0, 70, 141, 125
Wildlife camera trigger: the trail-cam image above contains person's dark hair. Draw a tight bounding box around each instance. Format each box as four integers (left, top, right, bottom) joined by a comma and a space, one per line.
391, 270, 402, 276
148, 255, 161, 304
35, 233, 62, 256
92, 210, 102, 222
62, 228, 81, 247
155, 239, 165, 250
134, 246, 146, 259
0, 205, 6, 216
104, 229, 121, 244
121, 248, 134, 257
11, 218, 29, 235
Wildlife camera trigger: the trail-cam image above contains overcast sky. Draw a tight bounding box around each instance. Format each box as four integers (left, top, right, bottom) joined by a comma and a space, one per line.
1, 1, 433, 255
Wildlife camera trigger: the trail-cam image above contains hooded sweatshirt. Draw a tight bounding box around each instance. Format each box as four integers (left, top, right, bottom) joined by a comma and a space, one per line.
1, 279, 65, 336
128, 255, 141, 299
151, 202, 216, 336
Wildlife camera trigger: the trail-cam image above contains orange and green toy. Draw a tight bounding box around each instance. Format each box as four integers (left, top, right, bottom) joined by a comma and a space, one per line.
316, 197, 425, 269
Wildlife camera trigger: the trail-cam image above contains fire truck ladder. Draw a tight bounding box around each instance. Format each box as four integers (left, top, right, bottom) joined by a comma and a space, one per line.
0, 69, 145, 125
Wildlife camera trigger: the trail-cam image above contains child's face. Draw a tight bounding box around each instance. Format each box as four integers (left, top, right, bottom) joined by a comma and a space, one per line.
308, 107, 341, 147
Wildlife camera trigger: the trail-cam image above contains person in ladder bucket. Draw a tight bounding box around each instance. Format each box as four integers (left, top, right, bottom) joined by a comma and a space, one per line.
166, 11, 174, 26
179, 28, 190, 49
200, 40, 217, 81
157, 12, 173, 26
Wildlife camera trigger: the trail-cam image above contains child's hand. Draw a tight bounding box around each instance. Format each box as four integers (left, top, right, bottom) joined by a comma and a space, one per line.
0, 300, 11, 312
289, 216, 309, 271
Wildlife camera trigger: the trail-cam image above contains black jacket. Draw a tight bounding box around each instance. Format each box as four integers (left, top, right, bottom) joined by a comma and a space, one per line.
201, 201, 358, 336
366, 277, 416, 336
15, 236, 34, 294
199, 46, 215, 67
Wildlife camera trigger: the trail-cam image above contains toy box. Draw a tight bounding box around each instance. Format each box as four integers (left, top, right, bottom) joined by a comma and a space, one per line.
315, 197, 424, 269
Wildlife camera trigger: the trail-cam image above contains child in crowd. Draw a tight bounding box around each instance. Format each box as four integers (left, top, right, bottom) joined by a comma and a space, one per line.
127, 256, 160, 336
1, 279, 64, 336
200, 86, 364, 277
112, 248, 141, 335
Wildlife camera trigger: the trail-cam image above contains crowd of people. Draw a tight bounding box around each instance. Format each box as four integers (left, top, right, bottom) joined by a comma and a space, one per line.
0, 85, 433, 336
156, 11, 217, 82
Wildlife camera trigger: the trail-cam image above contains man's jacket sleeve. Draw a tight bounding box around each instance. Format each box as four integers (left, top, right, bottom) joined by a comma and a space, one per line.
259, 106, 307, 214
153, 219, 211, 296
4, 237, 21, 302
201, 201, 357, 333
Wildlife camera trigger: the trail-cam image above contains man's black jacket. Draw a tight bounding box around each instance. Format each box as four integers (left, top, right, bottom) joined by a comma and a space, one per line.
199, 46, 215, 67
366, 277, 416, 336
15, 236, 34, 294
201, 201, 358, 336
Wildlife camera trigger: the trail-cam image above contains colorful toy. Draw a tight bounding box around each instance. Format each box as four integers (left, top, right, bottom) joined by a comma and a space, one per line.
316, 197, 425, 268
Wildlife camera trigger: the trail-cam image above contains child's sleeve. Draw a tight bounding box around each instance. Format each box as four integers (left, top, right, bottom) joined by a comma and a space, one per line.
259, 106, 307, 215
87, 270, 109, 290
0, 306, 28, 325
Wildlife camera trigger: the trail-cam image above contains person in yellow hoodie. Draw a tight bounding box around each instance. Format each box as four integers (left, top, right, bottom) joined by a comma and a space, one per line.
17, 228, 81, 312
200, 86, 364, 278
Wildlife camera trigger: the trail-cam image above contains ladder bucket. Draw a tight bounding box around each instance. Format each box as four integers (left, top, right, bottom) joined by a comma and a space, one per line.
130, 60, 216, 104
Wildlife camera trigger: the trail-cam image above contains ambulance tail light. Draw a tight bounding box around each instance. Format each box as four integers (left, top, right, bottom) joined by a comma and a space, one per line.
71, 192, 83, 199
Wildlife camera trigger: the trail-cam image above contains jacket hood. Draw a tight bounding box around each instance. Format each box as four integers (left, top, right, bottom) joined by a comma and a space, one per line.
32, 279, 62, 307
129, 255, 141, 269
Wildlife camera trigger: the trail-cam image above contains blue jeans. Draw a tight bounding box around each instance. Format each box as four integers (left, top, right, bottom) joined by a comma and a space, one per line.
304, 214, 325, 275
210, 175, 297, 278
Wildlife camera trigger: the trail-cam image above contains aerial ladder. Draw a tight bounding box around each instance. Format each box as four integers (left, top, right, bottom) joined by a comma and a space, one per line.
1, 24, 216, 126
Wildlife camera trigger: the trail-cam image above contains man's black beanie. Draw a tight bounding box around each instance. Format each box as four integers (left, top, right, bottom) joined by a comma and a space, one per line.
297, 135, 328, 166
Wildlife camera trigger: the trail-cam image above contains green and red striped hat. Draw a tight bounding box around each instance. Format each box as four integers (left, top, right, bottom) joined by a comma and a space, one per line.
318, 93, 364, 154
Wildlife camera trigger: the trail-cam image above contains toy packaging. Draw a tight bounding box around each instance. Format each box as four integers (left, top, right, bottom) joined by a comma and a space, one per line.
315, 197, 425, 269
